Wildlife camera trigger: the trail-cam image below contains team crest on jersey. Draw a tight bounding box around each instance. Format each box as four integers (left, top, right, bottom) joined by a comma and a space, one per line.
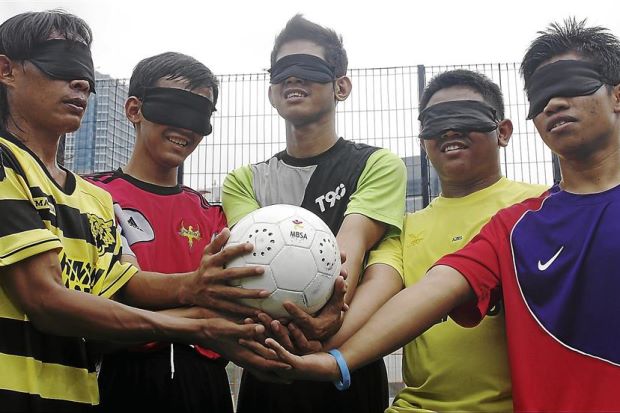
88, 213, 116, 256
179, 221, 201, 248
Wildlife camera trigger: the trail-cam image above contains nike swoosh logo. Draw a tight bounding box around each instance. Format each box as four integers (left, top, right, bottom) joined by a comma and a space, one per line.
537, 246, 564, 271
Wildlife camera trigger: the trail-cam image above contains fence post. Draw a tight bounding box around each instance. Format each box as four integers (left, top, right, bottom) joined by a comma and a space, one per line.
417, 65, 430, 208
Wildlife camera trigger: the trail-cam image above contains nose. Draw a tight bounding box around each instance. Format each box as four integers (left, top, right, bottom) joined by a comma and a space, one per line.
284, 75, 305, 85
542, 95, 570, 116
70, 78, 91, 94
170, 126, 200, 141
441, 130, 464, 140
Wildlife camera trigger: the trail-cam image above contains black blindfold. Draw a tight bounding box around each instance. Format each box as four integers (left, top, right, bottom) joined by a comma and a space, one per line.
269, 54, 336, 84
525, 60, 604, 119
418, 100, 499, 140
140, 87, 216, 136
28, 39, 96, 93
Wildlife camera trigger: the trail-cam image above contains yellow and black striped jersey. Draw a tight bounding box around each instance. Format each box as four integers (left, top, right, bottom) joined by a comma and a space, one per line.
0, 132, 138, 411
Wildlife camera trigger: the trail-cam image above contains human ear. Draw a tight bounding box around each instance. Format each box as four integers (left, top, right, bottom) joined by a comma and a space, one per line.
496, 119, 513, 147
268, 85, 276, 108
0, 55, 15, 87
611, 83, 620, 114
125, 97, 143, 124
334, 76, 352, 101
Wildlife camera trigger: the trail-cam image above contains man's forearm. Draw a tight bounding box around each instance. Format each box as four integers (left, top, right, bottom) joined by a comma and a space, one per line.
336, 214, 387, 303
18, 277, 198, 343
325, 264, 402, 348
118, 270, 191, 310
3, 250, 229, 345
340, 265, 474, 371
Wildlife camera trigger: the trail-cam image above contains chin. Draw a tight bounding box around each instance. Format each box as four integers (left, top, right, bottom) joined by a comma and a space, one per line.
161, 155, 187, 169
440, 162, 472, 176
288, 113, 324, 128
60, 122, 83, 134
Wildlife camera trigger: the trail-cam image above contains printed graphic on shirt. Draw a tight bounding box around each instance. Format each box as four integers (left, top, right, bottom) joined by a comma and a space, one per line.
315, 183, 346, 212
61, 252, 105, 293
88, 213, 116, 256
33, 196, 56, 215
179, 221, 201, 248
407, 232, 423, 247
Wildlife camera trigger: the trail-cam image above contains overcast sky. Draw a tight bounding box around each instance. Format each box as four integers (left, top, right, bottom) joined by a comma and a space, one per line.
2, 0, 619, 78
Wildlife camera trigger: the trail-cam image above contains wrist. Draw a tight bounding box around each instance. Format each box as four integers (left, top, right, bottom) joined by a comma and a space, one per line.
177, 273, 195, 306
164, 313, 206, 345
327, 349, 351, 390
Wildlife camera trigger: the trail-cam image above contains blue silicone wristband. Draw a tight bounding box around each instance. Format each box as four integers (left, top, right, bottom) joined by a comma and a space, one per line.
327, 349, 351, 391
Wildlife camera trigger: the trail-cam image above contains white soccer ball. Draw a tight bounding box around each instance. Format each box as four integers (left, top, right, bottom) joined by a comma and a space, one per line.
226, 204, 340, 318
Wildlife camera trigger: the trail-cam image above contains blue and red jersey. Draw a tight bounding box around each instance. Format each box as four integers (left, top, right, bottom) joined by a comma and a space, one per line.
439, 185, 620, 411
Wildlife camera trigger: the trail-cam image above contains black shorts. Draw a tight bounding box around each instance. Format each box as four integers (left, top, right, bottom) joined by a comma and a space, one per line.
96, 345, 233, 413
236, 359, 388, 413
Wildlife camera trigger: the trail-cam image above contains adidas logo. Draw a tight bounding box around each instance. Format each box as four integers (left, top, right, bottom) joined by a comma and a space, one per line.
127, 216, 143, 231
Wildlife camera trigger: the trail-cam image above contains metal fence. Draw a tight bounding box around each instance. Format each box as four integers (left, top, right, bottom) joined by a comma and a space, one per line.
64, 62, 557, 404
66, 62, 557, 210
182, 63, 557, 210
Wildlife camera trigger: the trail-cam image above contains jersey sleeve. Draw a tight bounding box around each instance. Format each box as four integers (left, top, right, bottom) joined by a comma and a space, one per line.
345, 149, 407, 238
0, 146, 62, 266
213, 205, 228, 233
93, 230, 138, 298
435, 217, 505, 327
91, 222, 138, 299
112, 203, 137, 258
222, 165, 260, 227
366, 232, 405, 280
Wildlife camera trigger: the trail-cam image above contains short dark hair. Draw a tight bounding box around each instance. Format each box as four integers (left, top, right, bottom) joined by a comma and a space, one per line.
128, 52, 219, 106
0, 10, 92, 126
521, 17, 620, 88
419, 69, 505, 120
271, 14, 348, 77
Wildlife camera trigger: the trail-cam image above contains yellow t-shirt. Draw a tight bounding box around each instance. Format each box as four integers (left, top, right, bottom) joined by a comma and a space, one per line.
367, 177, 547, 412
0, 135, 137, 410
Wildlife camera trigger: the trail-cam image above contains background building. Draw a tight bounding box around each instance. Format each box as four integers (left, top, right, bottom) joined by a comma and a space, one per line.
64, 73, 134, 173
